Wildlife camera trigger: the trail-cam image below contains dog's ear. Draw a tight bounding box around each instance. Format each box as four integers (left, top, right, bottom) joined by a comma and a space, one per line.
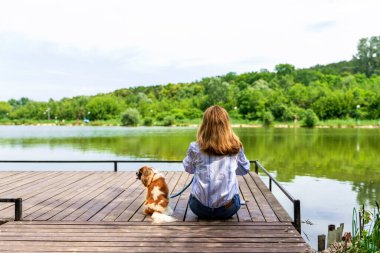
140, 166, 152, 187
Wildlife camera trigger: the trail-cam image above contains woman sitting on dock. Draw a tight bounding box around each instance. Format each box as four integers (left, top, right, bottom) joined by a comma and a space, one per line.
183, 105, 250, 219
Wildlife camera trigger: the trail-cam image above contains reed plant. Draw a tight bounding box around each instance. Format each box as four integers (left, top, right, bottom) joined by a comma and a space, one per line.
348, 202, 380, 252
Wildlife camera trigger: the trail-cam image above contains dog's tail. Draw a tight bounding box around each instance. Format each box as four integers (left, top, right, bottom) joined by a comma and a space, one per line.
151, 212, 177, 223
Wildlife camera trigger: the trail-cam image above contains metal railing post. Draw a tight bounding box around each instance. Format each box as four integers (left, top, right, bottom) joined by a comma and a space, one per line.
254, 160, 302, 234
254, 160, 259, 174
293, 199, 301, 233
15, 198, 22, 221
269, 178, 272, 191
114, 161, 118, 172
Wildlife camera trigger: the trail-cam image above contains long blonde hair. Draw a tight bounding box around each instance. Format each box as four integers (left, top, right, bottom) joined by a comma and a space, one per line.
197, 105, 242, 155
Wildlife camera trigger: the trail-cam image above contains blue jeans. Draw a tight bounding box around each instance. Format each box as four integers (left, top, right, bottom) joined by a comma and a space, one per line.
188, 194, 241, 219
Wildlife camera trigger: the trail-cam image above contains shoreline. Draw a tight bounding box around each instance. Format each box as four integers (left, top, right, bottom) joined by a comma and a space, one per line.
1, 122, 380, 129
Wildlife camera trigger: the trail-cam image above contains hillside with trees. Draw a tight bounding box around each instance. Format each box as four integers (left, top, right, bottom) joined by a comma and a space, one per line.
1, 36, 380, 127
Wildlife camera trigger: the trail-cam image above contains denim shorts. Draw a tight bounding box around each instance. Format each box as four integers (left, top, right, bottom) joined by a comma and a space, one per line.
188, 194, 241, 219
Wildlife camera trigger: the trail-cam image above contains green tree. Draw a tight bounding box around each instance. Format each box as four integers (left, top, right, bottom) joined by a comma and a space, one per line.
201, 77, 230, 109
121, 108, 140, 126
237, 88, 269, 120
0, 102, 12, 118
354, 36, 380, 77
275, 63, 295, 76
86, 96, 121, 120
57, 98, 78, 120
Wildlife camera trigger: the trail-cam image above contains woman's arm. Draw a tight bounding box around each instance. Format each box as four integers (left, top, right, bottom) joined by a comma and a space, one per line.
183, 143, 197, 174
236, 147, 250, 175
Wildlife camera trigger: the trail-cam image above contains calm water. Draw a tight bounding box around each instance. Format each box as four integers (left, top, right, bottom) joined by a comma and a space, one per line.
0, 125, 379, 249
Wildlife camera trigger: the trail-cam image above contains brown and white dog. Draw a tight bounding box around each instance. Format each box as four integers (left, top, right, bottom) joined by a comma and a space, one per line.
136, 166, 176, 222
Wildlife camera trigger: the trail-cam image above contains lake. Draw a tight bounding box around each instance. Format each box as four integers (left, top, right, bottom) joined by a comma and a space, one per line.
0, 125, 379, 249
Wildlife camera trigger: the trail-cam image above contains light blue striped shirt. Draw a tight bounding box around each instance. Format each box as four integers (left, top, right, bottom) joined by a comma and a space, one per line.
183, 142, 250, 208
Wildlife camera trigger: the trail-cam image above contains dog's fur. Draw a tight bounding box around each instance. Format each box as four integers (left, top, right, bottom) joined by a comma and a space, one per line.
136, 166, 176, 223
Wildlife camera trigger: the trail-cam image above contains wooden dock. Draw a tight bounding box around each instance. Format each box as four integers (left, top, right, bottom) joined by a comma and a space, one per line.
0, 171, 310, 252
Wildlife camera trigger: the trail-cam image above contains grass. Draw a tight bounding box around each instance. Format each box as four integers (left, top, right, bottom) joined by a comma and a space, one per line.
317, 119, 380, 128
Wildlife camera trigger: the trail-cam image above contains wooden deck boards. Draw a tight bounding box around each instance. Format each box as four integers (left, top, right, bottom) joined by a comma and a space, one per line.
0, 171, 310, 252
0, 221, 309, 252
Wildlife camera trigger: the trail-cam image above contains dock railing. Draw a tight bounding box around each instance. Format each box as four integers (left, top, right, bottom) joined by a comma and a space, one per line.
0, 159, 301, 232
254, 160, 301, 233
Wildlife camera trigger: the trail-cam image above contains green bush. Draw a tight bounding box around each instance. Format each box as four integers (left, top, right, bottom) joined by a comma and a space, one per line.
143, 117, 153, 126
262, 111, 274, 127
303, 109, 319, 127
121, 108, 140, 126
183, 108, 203, 119
162, 115, 175, 126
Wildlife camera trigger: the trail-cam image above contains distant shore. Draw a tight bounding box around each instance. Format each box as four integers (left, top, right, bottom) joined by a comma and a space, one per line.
1, 121, 380, 129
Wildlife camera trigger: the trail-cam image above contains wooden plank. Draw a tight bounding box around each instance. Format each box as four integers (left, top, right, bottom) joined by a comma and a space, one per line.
0, 171, 44, 187
243, 173, 279, 222
0, 171, 58, 194
74, 172, 137, 221
0, 171, 25, 180
238, 176, 265, 222
0, 227, 300, 235
0, 221, 310, 252
249, 172, 292, 222
101, 181, 145, 221
1, 172, 93, 218
180, 174, 198, 222
45, 173, 125, 221
0, 241, 308, 247
33, 172, 116, 221
0, 225, 302, 238
61, 172, 131, 221
21, 172, 95, 212
24, 172, 110, 220
4, 221, 295, 227
0, 172, 75, 198
0, 172, 79, 218
168, 172, 190, 221
236, 183, 252, 222
0, 245, 311, 253
111, 177, 156, 221
0, 225, 296, 231
88, 174, 143, 221
0, 171, 35, 185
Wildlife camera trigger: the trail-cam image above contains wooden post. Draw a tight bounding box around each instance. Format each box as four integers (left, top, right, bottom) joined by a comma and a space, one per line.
318, 234, 326, 252
327, 223, 344, 247
327, 224, 336, 247
335, 223, 344, 242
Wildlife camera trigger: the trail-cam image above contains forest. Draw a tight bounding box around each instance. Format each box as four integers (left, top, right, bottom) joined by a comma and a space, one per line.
1, 36, 379, 127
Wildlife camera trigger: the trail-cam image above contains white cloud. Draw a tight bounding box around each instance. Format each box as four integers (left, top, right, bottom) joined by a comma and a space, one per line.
0, 0, 379, 100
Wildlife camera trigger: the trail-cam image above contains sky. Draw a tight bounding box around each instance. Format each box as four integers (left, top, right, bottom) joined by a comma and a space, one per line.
0, 0, 379, 101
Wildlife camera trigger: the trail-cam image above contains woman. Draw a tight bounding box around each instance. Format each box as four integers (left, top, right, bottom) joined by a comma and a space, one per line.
183, 105, 250, 219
